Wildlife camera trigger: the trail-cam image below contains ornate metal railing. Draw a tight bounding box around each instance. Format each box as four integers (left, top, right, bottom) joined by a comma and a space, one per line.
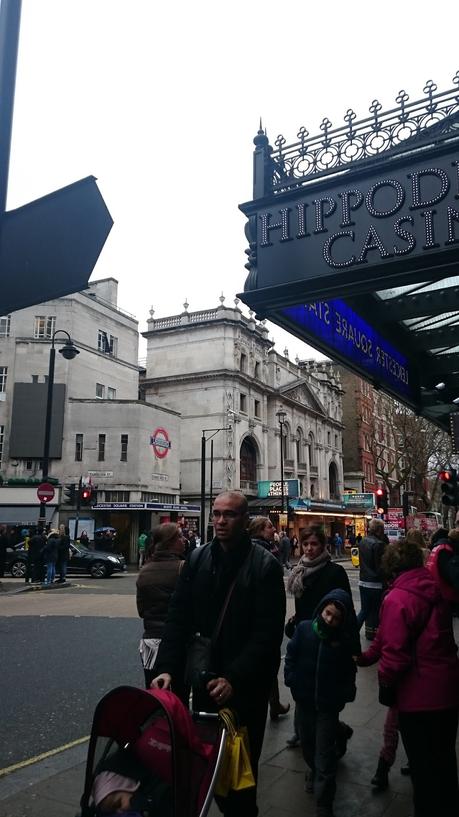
264, 73, 459, 194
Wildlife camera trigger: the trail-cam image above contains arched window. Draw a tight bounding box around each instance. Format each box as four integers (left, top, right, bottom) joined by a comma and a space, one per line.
240, 437, 258, 484
296, 428, 304, 464
329, 461, 339, 499
308, 432, 315, 467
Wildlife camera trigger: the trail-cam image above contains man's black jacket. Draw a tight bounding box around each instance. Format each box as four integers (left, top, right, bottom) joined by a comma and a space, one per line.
153, 534, 286, 709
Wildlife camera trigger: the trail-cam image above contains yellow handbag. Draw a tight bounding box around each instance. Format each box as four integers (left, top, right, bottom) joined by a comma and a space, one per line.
215, 708, 256, 797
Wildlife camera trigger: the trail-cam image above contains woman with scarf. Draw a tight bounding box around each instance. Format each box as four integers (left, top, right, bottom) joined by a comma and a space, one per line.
286, 526, 358, 750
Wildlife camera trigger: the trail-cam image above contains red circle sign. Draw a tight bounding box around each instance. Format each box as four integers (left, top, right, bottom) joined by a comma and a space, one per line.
37, 482, 55, 503
150, 428, 171, 459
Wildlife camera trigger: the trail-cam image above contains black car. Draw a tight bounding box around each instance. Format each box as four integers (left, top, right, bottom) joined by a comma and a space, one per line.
5, 543, 127, 579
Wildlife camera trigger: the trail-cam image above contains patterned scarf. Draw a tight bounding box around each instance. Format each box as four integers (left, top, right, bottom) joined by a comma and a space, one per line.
287, 550, 331, 598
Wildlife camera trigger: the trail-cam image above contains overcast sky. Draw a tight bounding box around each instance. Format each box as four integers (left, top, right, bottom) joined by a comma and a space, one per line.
7, 0, 459, 359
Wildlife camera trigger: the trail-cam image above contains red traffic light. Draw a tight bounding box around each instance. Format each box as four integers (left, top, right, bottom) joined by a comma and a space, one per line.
439, 470, 452, 481
81, 486, 92, 500
376, 488, 384, 496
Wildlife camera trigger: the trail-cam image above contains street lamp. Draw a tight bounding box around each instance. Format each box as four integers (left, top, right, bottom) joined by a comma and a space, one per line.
200, 426, 232, 542
276, 409, 287, 518
39, 330, 80, 524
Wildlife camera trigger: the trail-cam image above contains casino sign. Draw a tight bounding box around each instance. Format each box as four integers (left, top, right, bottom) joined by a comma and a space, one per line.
238, 75, 459, 431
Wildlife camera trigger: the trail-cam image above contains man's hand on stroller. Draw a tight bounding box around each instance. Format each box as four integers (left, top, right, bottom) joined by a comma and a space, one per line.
207, 677, 233, 705
150, 672, 172, 690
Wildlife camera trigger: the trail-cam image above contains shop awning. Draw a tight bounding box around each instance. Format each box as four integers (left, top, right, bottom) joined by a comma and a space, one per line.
0, 505, 56, 525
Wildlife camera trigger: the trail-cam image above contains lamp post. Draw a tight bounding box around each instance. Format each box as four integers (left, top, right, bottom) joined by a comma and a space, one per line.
276, 409, 287, 521
200, 426, 232, 542
39, 330, 80, 524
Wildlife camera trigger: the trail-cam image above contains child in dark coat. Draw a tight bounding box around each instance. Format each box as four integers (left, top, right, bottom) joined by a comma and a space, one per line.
284, 589, 359, 817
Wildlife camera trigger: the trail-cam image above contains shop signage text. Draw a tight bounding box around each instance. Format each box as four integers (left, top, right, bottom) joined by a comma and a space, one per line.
282, 298, 413, 399
343, 492, 375, 509
258, 479, 300, 498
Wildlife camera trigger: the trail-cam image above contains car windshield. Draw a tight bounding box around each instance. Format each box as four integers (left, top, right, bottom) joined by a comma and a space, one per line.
72, 544, 89, 553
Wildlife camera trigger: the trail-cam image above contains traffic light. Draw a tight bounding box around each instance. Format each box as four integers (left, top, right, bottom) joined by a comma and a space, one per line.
63, 483, 76, 504
80, 485, 92, 506
402, 491, 410, 517
375, 487, 389, 515
439, 469, 458, 506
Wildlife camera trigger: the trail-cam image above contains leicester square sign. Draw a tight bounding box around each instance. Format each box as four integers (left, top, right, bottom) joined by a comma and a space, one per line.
248, 145, 459, 291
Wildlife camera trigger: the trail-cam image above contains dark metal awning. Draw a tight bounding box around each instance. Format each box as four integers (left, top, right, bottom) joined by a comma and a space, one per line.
238, 74, 459, 431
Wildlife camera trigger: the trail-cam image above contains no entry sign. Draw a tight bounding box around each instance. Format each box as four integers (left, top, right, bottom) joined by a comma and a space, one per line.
37, 482, 55, 503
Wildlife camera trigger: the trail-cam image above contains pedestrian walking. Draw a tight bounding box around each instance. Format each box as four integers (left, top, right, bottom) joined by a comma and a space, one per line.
27, 527, 46, 583
285, 526, 358, 751
284, 589, 358, 817
151, 491, 286, 817
42, 530, 59, 584
137, 530, 147, 568
356, 518, 386, 640
248, 516, 290, 721
376, 537, 459, 817
280, 529, 291, 569
136, 523, 185, 689
56, 524, 71, 583
334, 532, 343, 558
426, 527, 459, 598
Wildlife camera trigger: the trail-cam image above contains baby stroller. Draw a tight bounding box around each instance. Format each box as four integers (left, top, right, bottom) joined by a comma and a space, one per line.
79, 686, 227, 817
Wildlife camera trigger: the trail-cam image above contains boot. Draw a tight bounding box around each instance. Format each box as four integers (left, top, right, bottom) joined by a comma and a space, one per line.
371, 756, 390, 790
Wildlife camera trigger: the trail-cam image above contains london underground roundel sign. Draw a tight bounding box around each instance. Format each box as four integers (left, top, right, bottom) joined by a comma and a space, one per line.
150, 428, 171, 459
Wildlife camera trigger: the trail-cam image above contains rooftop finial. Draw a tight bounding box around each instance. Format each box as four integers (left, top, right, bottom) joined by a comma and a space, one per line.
183, 298, 189, 312
219, 292, 225, 305
149, 305, 155, 318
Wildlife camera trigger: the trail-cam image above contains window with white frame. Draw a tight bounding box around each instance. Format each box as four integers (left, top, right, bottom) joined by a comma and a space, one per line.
0, 315, 11, 337
96, 383, 105, 399
0, 425, 3, 465
34, 316, 56, 339
75, 433, 83, 462
107, 387, 117, 400
120, 434, 128, 462
98, 434, 106, 461
0, 366, 7, 398
98, 330, 118, 356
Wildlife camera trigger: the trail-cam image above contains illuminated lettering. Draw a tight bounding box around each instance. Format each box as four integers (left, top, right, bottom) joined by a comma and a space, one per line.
339, 189, 364, 227
410, 168, 450, 209
454, 161, 459, 200
313, 197, 337, 233
323, 231, 355, 268
393, 216, 416, 256
259, 208, 291, 247
420, 209, 440, 250
365, 179, 405, 218
446, 206, 459, 245
296, 202, 310, 239
357, 226, 391, 264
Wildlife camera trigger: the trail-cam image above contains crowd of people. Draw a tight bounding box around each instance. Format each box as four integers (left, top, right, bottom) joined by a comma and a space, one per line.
134, 496, 459, 817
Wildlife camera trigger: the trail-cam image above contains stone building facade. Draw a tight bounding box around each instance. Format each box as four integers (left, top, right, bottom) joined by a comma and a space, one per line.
142, 298, 345, 535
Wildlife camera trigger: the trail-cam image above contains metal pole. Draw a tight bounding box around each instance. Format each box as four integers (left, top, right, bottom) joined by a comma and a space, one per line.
208, 438, 214, 541
200, 432, 206, 543
73, 476, 82, 543
0, 0, 22, 218
280, 420, 285, 516
39, 342, 56, 523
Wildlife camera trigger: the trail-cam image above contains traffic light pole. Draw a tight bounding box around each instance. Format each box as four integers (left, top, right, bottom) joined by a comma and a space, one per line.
73, 477, 83, 544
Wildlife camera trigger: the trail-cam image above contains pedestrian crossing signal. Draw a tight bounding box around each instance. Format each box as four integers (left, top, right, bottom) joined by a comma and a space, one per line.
80, 486, 92, 506
440, 469, 458, 506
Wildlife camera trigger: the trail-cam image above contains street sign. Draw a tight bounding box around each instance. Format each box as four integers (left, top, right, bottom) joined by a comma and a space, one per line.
36, 482, 55, 503
150, 428, 171, 458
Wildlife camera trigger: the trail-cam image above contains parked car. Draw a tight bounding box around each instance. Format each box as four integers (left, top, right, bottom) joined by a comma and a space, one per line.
4, 542, 127, 579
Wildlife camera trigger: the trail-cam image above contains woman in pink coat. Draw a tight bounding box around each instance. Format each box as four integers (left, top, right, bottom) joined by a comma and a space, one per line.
376, 538, 459, 817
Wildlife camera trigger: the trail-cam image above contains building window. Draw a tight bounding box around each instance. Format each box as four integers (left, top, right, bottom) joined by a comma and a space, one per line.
34, 316, 56, 339
107, 387, 117, 400
98, 330, 118, 356
327, 431, 331, 446
254, 361, 260, 379
120, 434, 128, 462
26, 460, 33, 470
141, 491, 174, 503
0, 315, 11, 337
240, 438, 258, 484
334, 434, 338, 449
240, 393, 247, 413
96, 383, 105, 399
240, 352, 247, 373
0, 366, 7, 395
98, 434, 106, 461
254, 399, 261, 418
104, 490, 130, 502
0, 425, 3, 465
75, 433, 83, 461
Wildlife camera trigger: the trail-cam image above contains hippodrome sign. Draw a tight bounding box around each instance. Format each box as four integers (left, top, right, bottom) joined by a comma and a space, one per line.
250, 146, 459, 291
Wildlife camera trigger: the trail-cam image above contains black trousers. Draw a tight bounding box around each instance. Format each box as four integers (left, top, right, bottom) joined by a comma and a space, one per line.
399, 708, 459, 817
297, 703, 339, 809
